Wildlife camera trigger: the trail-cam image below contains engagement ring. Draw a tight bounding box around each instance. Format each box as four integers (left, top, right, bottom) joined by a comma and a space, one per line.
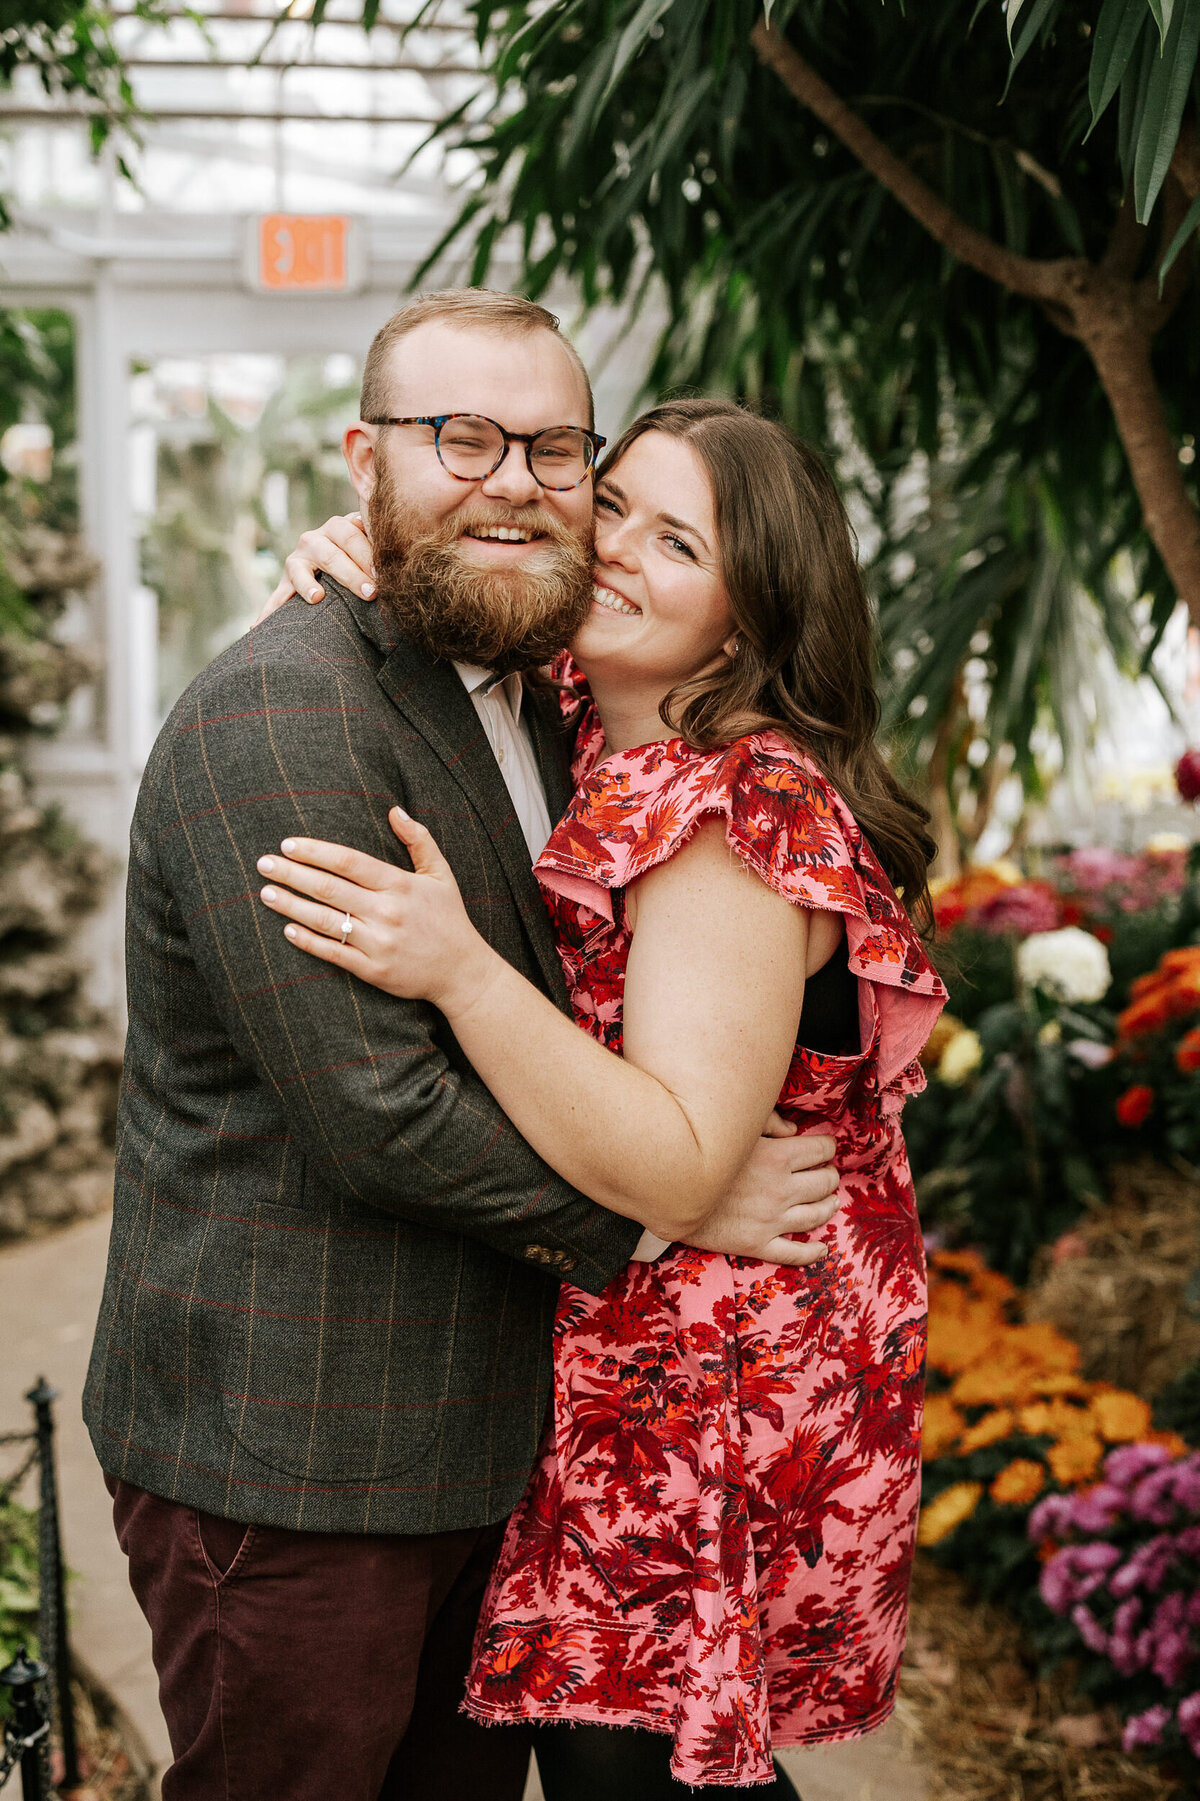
339, 912, 353, 944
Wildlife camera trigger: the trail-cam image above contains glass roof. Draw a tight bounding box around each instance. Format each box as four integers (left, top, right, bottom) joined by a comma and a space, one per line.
0, 1, 484, 218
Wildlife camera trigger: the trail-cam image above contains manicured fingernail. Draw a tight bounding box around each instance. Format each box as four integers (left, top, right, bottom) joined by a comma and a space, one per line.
260, 886, 277, 902
362, 582, 375, 597
368, 564, 376, 578
258, 856, 275, 874
392, 807, 409, 820
284, 924, 299, 940
308, 588, 323, 603
281, 839, 297, 854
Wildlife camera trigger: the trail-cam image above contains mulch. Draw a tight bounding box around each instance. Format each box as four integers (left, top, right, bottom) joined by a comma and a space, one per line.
899, 1558, 1184, 1799
1025, 1157, 1200, 1399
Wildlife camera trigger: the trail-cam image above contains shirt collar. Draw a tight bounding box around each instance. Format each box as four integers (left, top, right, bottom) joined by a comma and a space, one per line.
454, 660, 524, 719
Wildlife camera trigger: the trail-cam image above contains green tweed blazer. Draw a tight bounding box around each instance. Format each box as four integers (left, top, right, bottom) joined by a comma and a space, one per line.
84, 580, 640, 1535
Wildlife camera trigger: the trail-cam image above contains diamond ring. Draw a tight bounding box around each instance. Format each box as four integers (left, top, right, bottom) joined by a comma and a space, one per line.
339, 912, 353, 945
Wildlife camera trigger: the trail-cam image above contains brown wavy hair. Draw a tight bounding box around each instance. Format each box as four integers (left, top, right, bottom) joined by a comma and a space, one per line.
599, 398, 936, 934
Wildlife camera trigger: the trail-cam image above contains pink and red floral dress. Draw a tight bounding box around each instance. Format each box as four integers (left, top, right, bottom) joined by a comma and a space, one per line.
464, 716, 946, 1787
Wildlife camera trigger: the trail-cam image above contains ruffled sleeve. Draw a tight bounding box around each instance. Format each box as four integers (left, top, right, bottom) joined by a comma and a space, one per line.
535, 731, 946, 1092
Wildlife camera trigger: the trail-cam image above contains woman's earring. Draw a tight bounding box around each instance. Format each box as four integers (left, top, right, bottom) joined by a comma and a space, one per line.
726, 636, 741, 660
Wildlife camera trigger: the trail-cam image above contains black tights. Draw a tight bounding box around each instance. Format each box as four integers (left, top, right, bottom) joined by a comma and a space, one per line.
532, 1723, 802, 1800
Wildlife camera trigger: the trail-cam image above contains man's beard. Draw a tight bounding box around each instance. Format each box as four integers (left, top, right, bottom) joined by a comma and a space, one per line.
368, 460, 594, 675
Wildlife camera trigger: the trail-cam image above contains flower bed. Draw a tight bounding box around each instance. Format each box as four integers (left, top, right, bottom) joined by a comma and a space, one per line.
919, 1249, 1198, 1782
906, 842, 1200, 1279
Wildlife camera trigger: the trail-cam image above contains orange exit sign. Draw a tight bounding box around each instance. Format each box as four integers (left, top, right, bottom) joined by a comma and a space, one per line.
246, 215, 364, 294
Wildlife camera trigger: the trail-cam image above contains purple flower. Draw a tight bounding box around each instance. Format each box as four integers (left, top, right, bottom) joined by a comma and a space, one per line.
1122, 1704, 1172, 1752
1028, 1493, 1075, 1542
1168, 1464, 1200, 1514
1070, 1602, 1111, 1656
1112, 1534, 1181, 1595
1040, 1543, 1122, 1613
1153, 1591, 1187, 1633
1178, 1525, 1200, 1559
1110, 1632, 1144, 1676
1075, 1542, 1122, 1572
1105, 1443, 1173, 1488
1062, 847, 1142, 891
1070, 1485, 1125, 1532
1178, 1694, 1200, 1757
1114, 1597, 1144, 1636
1152, 1627, 1193, 1688
1186, 1591, 1200, 1628
1133, 1467, 1182, 1526
974, 884, 1060, 935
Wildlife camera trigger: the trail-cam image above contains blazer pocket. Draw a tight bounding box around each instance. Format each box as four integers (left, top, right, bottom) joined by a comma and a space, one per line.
221, 1200, 452, 1481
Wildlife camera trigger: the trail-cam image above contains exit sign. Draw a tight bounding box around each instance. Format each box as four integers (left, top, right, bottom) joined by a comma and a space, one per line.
246, 214, 365, 294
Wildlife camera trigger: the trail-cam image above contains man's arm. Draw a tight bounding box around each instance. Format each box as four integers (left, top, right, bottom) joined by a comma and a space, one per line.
154, 649, 640, 1294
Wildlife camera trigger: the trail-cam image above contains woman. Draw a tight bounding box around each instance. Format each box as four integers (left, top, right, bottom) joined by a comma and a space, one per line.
256, 401, 946, 1794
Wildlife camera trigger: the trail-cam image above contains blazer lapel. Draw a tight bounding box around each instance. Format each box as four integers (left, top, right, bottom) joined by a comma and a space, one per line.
370, 631, 567, 1000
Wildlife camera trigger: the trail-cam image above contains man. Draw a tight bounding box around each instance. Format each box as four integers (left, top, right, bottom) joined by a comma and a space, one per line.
84, 289, 839, 1800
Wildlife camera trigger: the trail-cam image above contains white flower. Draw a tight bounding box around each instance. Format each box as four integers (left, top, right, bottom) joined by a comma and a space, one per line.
1065, 1038, 1116, 1070
1017, 927, 1112, 1005
938, 1028, 984, 1086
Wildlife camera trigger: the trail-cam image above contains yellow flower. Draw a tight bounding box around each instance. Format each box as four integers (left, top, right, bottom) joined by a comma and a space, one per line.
922, 1012, 967, 1069
1089, 1390, 1152, 1444
938, 1028, 984, 1086
952, 1359, 1038, 1408
990, 1459, 1046, 1506
959, 1408, 1016, 1453
1038, 1020, 1062, 1045
918, 1482, 984, 1547
1047, 1435, 1104, 1486
1027, 1373, 1090, 1399
922, 1394, 966, 1458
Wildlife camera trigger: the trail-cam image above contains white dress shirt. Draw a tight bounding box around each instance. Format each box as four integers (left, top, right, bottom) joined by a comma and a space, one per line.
453, 661, 554, 861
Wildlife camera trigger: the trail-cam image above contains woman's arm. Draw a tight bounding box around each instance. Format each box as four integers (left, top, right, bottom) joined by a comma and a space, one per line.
258, 812, 812, 1252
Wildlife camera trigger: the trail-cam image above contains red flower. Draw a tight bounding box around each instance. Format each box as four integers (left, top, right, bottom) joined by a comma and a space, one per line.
1116, 1084, 1154, 1127
1177, 1028, 1200, 1074
1176, 748, 1200, 803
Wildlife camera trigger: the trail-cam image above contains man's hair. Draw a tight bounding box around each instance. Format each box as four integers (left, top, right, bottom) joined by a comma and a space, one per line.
360, 288, 594, 427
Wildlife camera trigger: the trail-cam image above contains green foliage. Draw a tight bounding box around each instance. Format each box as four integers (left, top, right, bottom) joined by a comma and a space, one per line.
0, 1493, 38, 1678
909, 991, 1116, 1278
415, 1, 1200, 841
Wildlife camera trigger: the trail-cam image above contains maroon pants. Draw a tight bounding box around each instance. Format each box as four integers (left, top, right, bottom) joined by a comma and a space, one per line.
109, 1479, 532, 1801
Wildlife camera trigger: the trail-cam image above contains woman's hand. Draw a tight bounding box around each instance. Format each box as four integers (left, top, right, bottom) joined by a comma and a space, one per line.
256, 809, 495, 1012
253, 512, 378, 626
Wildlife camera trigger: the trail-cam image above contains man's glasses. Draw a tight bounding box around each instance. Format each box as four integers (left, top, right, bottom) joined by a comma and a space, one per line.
364, 413, 606, 492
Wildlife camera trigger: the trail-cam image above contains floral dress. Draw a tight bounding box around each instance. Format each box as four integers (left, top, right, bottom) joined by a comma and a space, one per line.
464, 719, 947, 1787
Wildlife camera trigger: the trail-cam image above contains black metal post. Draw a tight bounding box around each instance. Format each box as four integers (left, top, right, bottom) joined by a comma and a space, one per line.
1, 1645, 51, 1801
26, 1378, 79, 1790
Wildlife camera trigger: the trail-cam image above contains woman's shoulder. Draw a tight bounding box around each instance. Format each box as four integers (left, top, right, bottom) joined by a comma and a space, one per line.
539, 729, 864, 909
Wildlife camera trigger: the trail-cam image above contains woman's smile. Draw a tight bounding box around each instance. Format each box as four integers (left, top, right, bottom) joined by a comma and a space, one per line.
591, 579, 642, 617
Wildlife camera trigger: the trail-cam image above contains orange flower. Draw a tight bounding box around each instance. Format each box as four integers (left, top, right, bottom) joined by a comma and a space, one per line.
1089, 1389, 1152, 1443
1116, 994, 1173, 1039
1176, 1027, 1200, 1073
1116, 1084, 1154, 1127
1047, 1435, 1104, 1485
921, 1394, 965, 1458
990, 1459, 1046, 1506
959, 1408, 1016, 1453
918, 1482, 983, 1547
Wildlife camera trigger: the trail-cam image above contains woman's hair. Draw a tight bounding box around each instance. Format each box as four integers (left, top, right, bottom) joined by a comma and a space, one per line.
598, 398, 936, 934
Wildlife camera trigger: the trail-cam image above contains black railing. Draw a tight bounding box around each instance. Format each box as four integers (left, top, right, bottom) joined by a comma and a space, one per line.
0, 1380, 79, 1800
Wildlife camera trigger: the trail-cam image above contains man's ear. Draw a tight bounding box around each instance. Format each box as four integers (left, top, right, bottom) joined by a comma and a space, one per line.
343, 423, 377, 504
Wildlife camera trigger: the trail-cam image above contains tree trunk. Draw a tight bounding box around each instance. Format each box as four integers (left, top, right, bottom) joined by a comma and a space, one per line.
750, 22, 1200, 629
1076, 305, 1200, 620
